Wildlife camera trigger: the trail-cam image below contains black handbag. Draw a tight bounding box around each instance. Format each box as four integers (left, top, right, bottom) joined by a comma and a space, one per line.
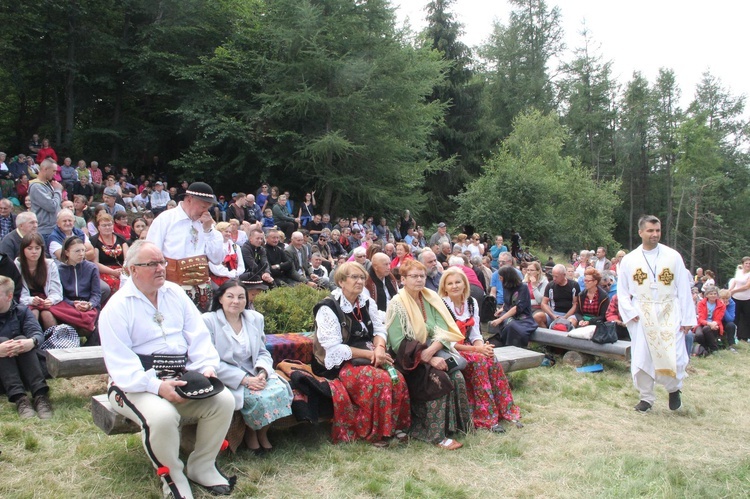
592, 321, 618, 344
480, 295, 497, 323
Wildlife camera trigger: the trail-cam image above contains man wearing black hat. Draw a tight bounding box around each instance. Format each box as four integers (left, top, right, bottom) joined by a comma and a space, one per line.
146, 181, 224, 312
99, 240, 235, 498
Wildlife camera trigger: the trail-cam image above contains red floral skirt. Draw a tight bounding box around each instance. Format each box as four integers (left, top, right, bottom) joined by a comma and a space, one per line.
100, 268, 122, 293
328, 363, 411, 443
461, 352, 521, 428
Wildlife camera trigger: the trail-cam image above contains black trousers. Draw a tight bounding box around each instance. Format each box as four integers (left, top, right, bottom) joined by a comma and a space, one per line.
0, 336, 48, 402
694, 326, 719, 352
735, 299, 750, 340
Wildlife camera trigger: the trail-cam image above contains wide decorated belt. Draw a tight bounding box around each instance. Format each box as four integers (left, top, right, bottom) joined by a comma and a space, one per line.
165, 256, 209, 286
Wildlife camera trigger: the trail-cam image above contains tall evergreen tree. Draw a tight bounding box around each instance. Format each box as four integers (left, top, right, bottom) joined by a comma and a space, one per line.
174, 0, 446, 216
651, 68, 683, 246
559, 27, 617, 181
421, 0, 488, 220
480, 0, 564, 140
616, 72, 652, 248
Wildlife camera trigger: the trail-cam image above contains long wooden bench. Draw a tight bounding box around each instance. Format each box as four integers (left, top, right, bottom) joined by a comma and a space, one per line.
529, 327, 631, 366
89, 346, 544, 435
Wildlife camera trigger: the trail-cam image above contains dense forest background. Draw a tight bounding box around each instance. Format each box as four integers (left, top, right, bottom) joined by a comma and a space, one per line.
0, 0, 748, 280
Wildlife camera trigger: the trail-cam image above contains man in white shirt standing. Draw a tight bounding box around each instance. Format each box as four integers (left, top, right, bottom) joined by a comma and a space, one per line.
618, 215, 696, 412
147, 182, 223, 312
99, 240, 235, 499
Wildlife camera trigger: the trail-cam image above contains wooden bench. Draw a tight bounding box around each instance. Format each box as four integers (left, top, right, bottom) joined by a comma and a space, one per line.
494, 346, 545, 372
46, 347, 106, 378
90, 345, 544, 435
47, 331, 314, 379
529, 327, 631, 366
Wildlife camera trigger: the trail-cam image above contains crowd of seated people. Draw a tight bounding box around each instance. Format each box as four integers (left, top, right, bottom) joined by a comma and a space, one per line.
1, 143, 745, 451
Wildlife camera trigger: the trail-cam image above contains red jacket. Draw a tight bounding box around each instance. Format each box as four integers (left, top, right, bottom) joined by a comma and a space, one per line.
697, 298, 726, 334
36, 147, 57, 164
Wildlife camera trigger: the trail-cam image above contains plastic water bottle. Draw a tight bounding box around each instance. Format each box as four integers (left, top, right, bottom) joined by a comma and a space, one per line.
385, 364, 399, 385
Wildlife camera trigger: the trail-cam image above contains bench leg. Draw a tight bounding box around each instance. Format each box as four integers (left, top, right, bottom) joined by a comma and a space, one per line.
562, 351, 595, 367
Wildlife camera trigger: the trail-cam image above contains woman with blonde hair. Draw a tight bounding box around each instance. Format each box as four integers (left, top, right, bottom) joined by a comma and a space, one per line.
438, 267, 520, 432
209, 222, 245, 288
523, 261, 548, 312
386, 259, 471, 449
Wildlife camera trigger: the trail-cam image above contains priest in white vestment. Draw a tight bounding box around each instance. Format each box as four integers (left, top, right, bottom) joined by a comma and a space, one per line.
617, 215, 696, 412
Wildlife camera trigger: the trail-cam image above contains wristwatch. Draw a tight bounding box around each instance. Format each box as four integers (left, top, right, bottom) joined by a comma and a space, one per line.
32, 337, 39, 347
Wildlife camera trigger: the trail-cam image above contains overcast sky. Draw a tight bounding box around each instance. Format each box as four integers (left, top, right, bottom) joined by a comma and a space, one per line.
395, 0, 750, 113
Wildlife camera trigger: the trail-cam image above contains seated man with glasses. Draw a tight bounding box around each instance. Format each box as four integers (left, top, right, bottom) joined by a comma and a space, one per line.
99, 240, 236, 499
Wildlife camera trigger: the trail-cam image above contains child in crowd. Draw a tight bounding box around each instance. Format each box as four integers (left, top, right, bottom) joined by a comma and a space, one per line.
262, 208, 275, 232
719, 289, 738, 351
113, 212, 131, 240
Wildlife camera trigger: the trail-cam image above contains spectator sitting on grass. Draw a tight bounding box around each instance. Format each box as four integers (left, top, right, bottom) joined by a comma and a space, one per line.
0, 275, 53, 420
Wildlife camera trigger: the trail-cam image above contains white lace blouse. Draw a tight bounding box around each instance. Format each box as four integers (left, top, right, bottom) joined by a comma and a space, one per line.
443, 297, 482, 344
315, 288, 387, 370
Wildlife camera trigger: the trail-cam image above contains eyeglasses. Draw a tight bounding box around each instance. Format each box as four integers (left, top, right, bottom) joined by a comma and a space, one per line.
583, 278, 596, 283
355, 254, 366, 258
132, 260, 168, 268
406, 274, 426, 280
346, 274, 366, 282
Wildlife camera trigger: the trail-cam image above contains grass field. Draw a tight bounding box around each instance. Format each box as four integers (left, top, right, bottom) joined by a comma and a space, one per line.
2, 343, 749, 498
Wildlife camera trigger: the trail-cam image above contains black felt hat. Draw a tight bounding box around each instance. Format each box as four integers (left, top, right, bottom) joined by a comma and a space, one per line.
185, 182, 218, 204
175, 371, 225, 400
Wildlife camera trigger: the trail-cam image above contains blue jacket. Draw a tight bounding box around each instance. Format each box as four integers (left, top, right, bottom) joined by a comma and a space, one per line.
48, 226, 86, 252
724, 298, 736, 323
56, 260, 101, 309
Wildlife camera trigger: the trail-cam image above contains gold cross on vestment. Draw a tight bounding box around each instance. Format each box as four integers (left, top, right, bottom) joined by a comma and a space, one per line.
658, 268, 675, 286
633, 268, 648, 285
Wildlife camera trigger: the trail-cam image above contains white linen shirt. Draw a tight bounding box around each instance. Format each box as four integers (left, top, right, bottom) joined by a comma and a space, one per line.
99, 278, 221, 395
146, 202, 224, 264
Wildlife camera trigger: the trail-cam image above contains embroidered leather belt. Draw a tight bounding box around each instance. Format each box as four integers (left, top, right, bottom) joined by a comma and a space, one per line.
165, 256, 209, 286
137, 353, 187, 379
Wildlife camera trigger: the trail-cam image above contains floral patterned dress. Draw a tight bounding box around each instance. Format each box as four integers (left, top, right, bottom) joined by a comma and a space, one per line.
313, 290, 411, 443
444, 297, 521, 428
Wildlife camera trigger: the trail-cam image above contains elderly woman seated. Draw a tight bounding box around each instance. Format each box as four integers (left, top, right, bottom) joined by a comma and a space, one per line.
203, 280, 292, 453
386, 259, 471, 450
90, 214, 128, 295
313, 262, 410, 446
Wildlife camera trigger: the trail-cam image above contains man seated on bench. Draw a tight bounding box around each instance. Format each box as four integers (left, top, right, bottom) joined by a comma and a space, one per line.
99, 240, 236, 498
534, 264, 580, 328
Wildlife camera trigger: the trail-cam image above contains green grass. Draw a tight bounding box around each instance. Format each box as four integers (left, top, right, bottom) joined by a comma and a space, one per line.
1, 346, 749, 497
